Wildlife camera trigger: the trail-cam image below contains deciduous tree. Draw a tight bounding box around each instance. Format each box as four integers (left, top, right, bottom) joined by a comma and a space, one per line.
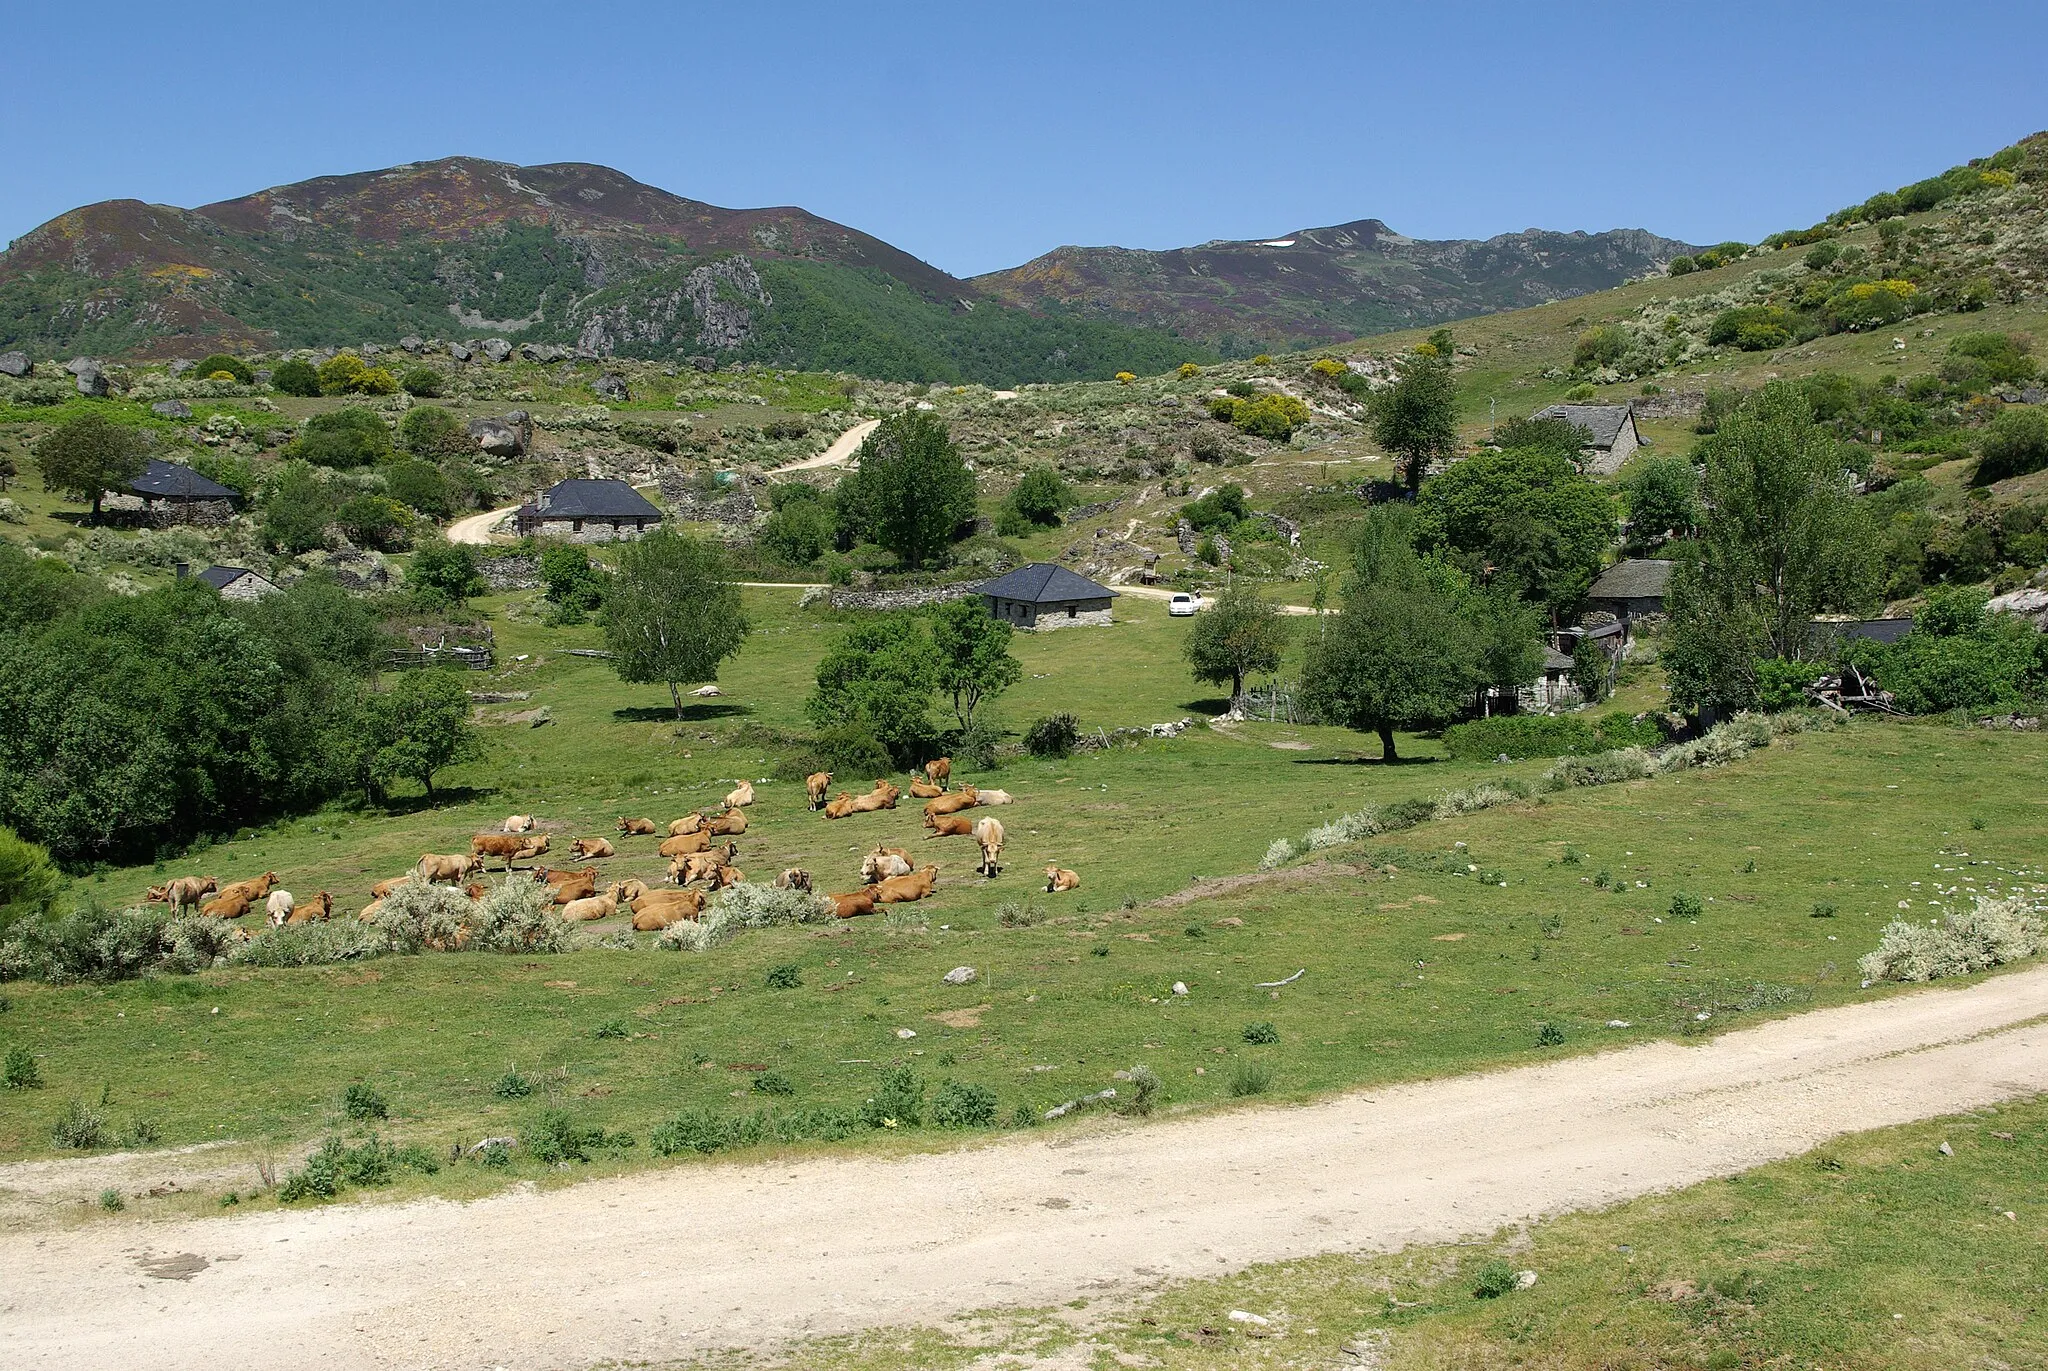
928, 598, 1022, 730
604, 530, 749, 718
1367, 355, 1459, 493
1183, 581, 1289, 704
835, 411, 975, 569
36, 414, 147, 524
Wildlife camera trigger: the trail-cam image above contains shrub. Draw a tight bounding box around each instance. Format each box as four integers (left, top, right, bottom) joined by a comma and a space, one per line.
714, 882, 834, 928
1858, 894, 2041, 983
1231, 393, 1312, 441
760, 497, 835, 564
1177, 362, 1202, 379
931, 1080, 998, 1127
525, 1107, 628, 1164
1752, 656, 1819, 710
1227, 1061, 1272, 1097
398, 404, 469, 458
492, 1067, 534, 1099
594, 1018, 628, 1040
655, 909, 738, 952
1804, 241, 1840, 271
98, 1188, 125, 1212
1708, 306, 1792, 351
1009, 465, 1072, 525
192, 354, 254, 384
398, 367, 442, 398
1241, 1021, 1280, 1045
1182, 483, 1247, 531
289, 407, 391, 469
1827, 279, 1919, 332
334, 494, 412, 550
52, 1097, 111, 1149
342, 1083, 389, 1121
1472, 1259, 1519, 1299
1023, 712, 1080, 758
270, 359, 321, 396
957, 717, 1004, 770
1113, 1065, 1161, 1117
810, 721, 894, 778
861, 1065, 924, 1128
1669, 891, 1704, 921
1666, 256, 1697, 276
764, 962, 803, 989
1562, 383, 1596, 403
1574, 325, 1631, 370
1975, 406, 2048, 483
1592, 711, 1667, 749
752, 1070, 796, 1097
4, 1044, 41, 1089
1536, 1022, 1566, 1047
1441, 714, 1598, 761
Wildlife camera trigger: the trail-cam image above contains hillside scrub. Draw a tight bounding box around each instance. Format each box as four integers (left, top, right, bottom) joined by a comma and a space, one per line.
1859, 894, 2042, 982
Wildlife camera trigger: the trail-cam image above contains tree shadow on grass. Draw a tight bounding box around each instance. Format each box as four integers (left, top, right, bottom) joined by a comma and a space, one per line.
612, 702, 751, 724
1179, 698, 1232, 715
1290, 754, 1440, 767
378, 784, 495, 816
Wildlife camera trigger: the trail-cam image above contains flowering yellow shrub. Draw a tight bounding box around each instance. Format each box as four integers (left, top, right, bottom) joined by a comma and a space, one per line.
1981, 169, 2016, 189
1413, 341, 1441, 358
205, 370, 238, 382
1176, 362, 1201, 379
1251, 354, 1273, 365
1114, 371, 1136, 385
1846, 279, 1918, 301
1309, 357, 1348, 378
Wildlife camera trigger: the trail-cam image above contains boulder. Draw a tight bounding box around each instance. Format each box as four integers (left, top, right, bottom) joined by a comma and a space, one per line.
942, 966, 977, 985
688, 354, 717, 373
519, 342, 570, 364
593, 372, 630, 402
480, 338, 514, 364
360, 342, 383, 357
447, 341, 473, 363
74, 363, 109, 397
167, 358, 194, 376
0, 351, 29, 378
64, 356, 97, 376
399, 335, 425, 354
467, 410, 532, 458
151, 400, 193, 419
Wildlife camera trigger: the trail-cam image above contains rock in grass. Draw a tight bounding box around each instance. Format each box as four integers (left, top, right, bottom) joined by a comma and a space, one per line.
480, 337, 514, 363
1939, 1141, 1954, 1157
1515, 1270, 1538, 1289
942, 966, 976, 985
0, 351, 30, 378
151, 400, 192, 418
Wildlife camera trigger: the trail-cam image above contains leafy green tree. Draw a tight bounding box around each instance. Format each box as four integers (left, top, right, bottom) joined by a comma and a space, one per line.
349, 669, 482, 804
1491, 415, 1588, 460
1619, 454, 1699, 552
398, 405, 470, 458
1570, 634, 1611, 703
805, 612, 943, 764
1182, 484, 1248, 532
604, 530, 749, 718
538, 544, 606, 622
383, 459, 452, 519
928, 598, 1023, 730
398, 367, 443, 398
759, 493, 834, 565
1664, 384, 1880, 712
260, 462, 338, 555
0, 542, 103, 635
1975, 406, 2048, 484
36, 414, 148, 523
1415, 446, 1615, 616
1840, 586, 2048, 714
1009, 465, 1072, 526
333, 494, 411, 551
270, 359, 321, 397
1368, 354, 1460, 493
1467, 589, 1546, 713
835, 411, 976, 569
0, 824, 63, 931
406, 537, 484, 606
193, 354, 254, 383
1183, 581, 1289, 704
288, 407, 391, 469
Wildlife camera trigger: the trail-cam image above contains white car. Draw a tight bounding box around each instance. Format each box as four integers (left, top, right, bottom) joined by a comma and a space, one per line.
1168, 593, 1202, 617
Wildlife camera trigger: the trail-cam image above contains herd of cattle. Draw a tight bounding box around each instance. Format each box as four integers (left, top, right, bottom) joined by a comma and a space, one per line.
141, 759, 1083, 941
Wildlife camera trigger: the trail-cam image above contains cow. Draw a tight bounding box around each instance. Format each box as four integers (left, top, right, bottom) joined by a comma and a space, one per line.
472, 833, 548, 870
822, 793, 856, 820
871, 780, 901, 806
461, 883, 488, 901
806, 771, 833, 810
630, 887, 703, 929
560, 887, 620, 923
711, 865, 743, 889
548, 871, 600, 905
844, 788, 892, 815
569, 837, 615, 860
264, 890, 295, 925
659, 829, 713, 858
724, 780, 754, 809
372, 874, 414, 899
975, 788, 1015, 806
617, 817, 658, 836
908, 777, 944, 799
1044, 864, 1081, 893
972, 816, 1005, 878
707, 808, 747, 837
667, 813, 707, 837
285, 891, 334, 925
616, 878, 652, 903
924, 787, 979, 819
861, 846, 913, 883
774, 868, 812, 892
418, 853, 483, 884
502, 814, 536, 834
924, 813, 974, 837
871, 865, 939, 904
145, 884, 170, 904
925, 757, 952, 790
359, 898, 385, 922
216, 871, 279, 904
201, 891, 252, 919
826, 889, 877, 919
158, 876, 217, 914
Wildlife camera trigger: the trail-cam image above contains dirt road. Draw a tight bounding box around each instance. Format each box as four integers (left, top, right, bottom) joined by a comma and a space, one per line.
445, 505, 518, 546
772, 416, 881, 474
8, 966, 2045, 1370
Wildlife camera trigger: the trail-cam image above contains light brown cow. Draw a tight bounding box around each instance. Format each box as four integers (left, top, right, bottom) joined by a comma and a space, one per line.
372, 874, 414, 899
569, 837, 615, 860
158, 876, 217, 914
548, 872, 599, 905
924, 787, 979, 819
822, 793, 856, 820
264, 890, 296, 925
659, 829, 713, 858
871, 780, 901, 806
285, 891, 334, 925
616, 878, 652, 903
216, 871, 279, 904
359, 898, 385, 922
630, 887, 703, 929
559, 888, 619, 923
202, 891, 252, 919
774, 868, 812, 892
472, 833, 548, 869
723, 780, 755, 809
711, 865, 743, 889
908, 777, 944, 799
975, 788, 1015, 806
871, 865, 939, 903
417, 853, 483, 884
667, 813, 707, 837
806, 771, 833, 810
860, 846, 913, 883
462, 883, 488, 901
145, 883, 170, 903
617, 817, 658, 836
924, 813, 974, 837
972, 816, 1005, 878
845, 788, 892, 815
925, 757, 952, 790
502, 814, 536, 834
1044, 864, 1081, 893
826, 889, 877, 919
707, 808, 748, 837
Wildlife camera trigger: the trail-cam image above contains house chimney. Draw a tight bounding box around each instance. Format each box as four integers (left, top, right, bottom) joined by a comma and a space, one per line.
174, 561, 189, 581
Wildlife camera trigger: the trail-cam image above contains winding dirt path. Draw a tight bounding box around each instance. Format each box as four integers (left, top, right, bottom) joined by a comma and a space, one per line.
445, 504, 519, 546
5, 966, 2045, 1370
772, 416, 881, 474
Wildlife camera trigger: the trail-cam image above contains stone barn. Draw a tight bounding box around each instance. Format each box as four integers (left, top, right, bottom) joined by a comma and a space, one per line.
191, 565, 279, 601
516, 479, 663, 542
977, 563, 1118, 630
1586, 558, 1674, 627
109, 459, 242, 526
1531, 403, 1643, 475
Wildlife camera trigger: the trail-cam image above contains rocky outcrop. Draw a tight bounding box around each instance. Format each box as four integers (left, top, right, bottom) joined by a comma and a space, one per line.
447, 340, 473, 362
593, 372, 630, 401
0, 351, 30, 378
150, 400, 192, 418
479, 337, 514, 363
467, 410, 532, 458
574, 256, 771, 357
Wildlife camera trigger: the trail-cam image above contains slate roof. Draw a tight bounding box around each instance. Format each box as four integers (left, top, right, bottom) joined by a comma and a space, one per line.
127, 459, 240, 503
976, 563, 1119, 604
536, 478, 662, 520
1542, 647, 1577, 672
1532, 404, 1637, 450
194, 565, 260, 591
1588, 558, 1675, 600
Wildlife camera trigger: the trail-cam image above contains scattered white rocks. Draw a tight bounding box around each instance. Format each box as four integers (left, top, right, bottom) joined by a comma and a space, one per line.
942, 966, 977, 985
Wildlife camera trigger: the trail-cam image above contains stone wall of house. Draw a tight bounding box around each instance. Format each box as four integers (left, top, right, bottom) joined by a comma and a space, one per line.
218, 575, 276, 602
538, 518, 653, 545
1029, 606, 1113, 631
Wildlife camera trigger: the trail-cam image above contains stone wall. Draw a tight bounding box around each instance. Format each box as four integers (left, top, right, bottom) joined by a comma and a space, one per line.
477, 553, 542, 591
657, 468, 762, 525
800, 583, 982, 612
1029, 606, 1113, 631
1628, 391, 1706, 419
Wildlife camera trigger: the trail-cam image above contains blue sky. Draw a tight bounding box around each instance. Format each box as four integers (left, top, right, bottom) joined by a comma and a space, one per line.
3, 2, 2043, 277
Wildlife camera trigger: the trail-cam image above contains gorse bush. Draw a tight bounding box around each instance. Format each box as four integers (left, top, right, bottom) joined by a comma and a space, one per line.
1023, 712, 1080, 758
270, 358, 321, 396
1859, 895, 2041, 983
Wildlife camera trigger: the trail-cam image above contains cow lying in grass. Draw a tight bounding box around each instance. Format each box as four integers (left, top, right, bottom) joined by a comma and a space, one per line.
617, 817, 658, 836
924, 788, 978, 819
925, 813, 974, 837
659, 829, 713, 858
471, 833, 548, 869
909, 777, 944, 799
569, 837, 615, 859
668, 813, 707, 837
724, 780, 754, 809
274, 891, 333, 926
861, 846, 912, 883
871, 865, 939, 903
1044, 864, 1080, 893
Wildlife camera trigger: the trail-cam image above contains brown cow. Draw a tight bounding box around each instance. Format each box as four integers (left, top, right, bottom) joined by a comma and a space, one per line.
158, 876, 217, 914
872, 779, 901, 806
846, 789, 892, 814
822, 793, 856, 819
1044, 864, 1080, 893
774, 868, 812, 892
667, 813, 707, 837
861, 846, 913, 883
806, 771, 833, 810
630, 887, 703, 929
711, 865, 743, 889
472, 832, 548, 869
285, 891, 334, 925
707, 808, 747, 837
925, 757, 952, 790
924, 813, 974, 837
216, 871, 279, 904
871, 865, 939, 903
924, 787, 979, 819
548, 872, 600, 905
826, 889, 877, 919
418, 853, 483, 884
659, 829, 713, 858
569, 837, 615, 860
616, 878, 652, 903
617, 817, 658, 836
201, 891, 252, 919
972, 816, 1005, 878
724, 780, 755, 809
560, 888, 619, 923
908, 777, 944, 799
462, 883, 488, 901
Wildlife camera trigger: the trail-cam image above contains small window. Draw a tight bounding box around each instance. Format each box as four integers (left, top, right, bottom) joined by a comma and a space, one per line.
572, 520, 583, 532
1067, 605, 1077, 619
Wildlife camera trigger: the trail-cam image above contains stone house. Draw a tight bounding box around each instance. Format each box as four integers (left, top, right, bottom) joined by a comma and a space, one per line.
191, 564, 279, 601
1531, 403, 1643, 475
1585, 558, 1675, 628
516, 479, 662, 542
107, 459, 241, 526
977, 563, 1118, 629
